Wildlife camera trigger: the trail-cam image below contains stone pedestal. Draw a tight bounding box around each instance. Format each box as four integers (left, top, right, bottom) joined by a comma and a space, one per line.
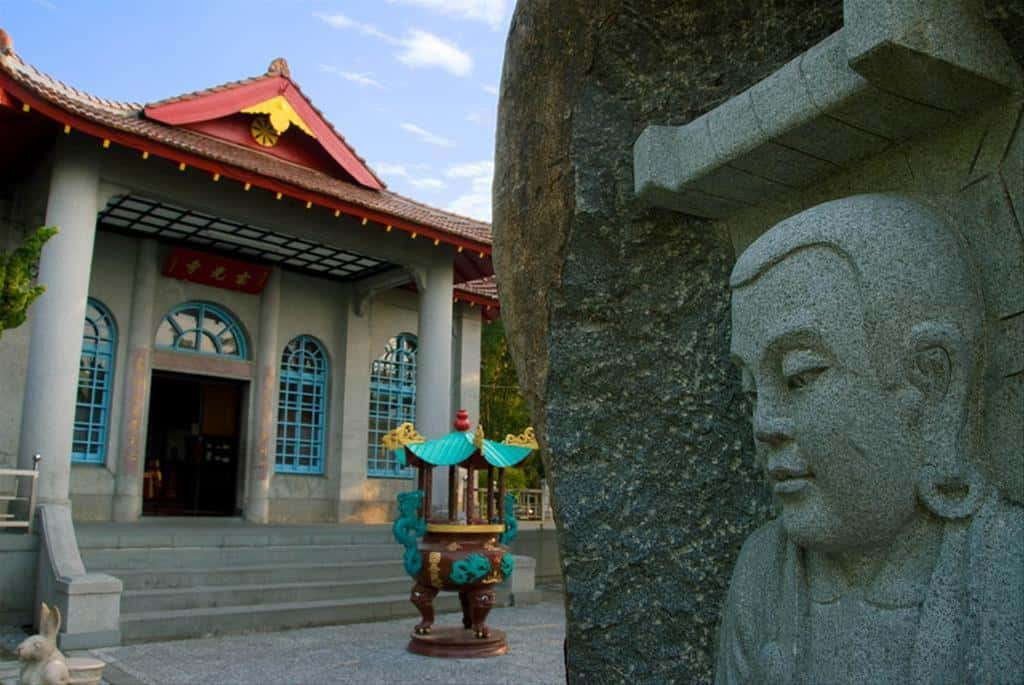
407, 628, 508, 658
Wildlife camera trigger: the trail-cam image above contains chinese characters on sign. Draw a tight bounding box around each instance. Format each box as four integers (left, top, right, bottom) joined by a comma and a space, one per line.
163, 248, 271, 294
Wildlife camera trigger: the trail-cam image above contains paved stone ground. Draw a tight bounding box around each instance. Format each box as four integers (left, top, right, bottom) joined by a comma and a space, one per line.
80, 600, 565, 685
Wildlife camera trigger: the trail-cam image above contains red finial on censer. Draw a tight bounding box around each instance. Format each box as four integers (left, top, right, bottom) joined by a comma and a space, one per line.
453, 409, 471, 432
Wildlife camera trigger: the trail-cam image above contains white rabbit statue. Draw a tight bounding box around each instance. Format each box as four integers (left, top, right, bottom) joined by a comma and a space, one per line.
15, 603, 70, 685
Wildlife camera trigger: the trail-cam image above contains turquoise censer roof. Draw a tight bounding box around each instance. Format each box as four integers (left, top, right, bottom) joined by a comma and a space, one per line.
404, 431, 533, 468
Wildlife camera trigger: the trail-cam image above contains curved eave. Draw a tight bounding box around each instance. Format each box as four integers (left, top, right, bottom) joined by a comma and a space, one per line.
0, 74, 495, 275
143, 76, 385, 190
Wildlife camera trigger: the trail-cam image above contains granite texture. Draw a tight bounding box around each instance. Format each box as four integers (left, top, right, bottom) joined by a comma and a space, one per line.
721, 195, 1023, 683
494, 2, 844, 683
494, 2, 1022, 684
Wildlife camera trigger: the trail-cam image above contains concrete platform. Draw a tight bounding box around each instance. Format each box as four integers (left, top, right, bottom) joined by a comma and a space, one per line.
72, 518, 555, 642
90, 599, 566, 685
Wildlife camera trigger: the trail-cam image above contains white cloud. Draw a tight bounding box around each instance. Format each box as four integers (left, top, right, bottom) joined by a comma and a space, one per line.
374, 163, 410, 177
482, 84, 499, 96
465, 111, 484, 124
446, 160, 494, 179
320, 65, 384, 89
314, 12, 354, 29
313, 12, 391, 41
340, 71, 383, 88
396, 30, 473, 77
401, 123, 456, 148
445, 161, 494, 221
386, 0, 511, 30
447, 178, 492, 221
315, 13, 473, 78
410, 178, 446, 191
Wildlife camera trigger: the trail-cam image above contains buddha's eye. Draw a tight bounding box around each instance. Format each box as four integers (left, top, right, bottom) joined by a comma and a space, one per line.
785, 367, 826, 390
781, 349, 830, 392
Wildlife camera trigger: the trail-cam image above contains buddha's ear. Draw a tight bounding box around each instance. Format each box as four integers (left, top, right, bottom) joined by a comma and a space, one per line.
905, 322, 985, 519
904, 322, 968, 408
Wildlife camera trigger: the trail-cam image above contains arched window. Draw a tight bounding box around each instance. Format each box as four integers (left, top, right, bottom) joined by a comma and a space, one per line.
276, 336, 328, 474
367, 333, 417, 478
72, 298, 116, 464
155, 302, 248, 359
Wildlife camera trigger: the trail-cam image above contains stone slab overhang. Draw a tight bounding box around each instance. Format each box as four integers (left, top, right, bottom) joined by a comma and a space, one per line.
634, 0, 1022, 219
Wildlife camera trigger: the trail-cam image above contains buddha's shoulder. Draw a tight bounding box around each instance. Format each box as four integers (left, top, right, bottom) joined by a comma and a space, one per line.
729, 519, 789, 588
972, 496, 1024, 570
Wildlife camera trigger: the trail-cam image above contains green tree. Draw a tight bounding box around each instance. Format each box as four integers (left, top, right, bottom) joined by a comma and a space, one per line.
479, 319, 542, 488
0, 226, 56, 339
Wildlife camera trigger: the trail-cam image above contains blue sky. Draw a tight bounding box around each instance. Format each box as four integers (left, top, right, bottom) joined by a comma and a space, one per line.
0, 0, 514, 222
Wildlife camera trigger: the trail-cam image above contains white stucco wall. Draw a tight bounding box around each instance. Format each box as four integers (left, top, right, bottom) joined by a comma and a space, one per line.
69, 231, 136, 519
340, 289, 421, 522
3, 147, 487, 525
0, 170, 51, 470
267, 269, 347, 522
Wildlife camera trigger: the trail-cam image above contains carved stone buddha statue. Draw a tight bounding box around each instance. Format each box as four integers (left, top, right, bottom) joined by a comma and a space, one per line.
717, 194, 1023, 684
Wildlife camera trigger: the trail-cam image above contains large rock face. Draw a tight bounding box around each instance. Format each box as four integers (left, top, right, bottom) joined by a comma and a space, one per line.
493, 1, 1023, 683
493, 2, 842, 683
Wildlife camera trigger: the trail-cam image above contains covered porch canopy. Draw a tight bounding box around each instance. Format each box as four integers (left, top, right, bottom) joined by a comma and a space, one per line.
0, 32, 500, 526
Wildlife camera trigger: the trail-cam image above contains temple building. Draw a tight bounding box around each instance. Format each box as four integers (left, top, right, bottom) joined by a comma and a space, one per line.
0, 33, 498, 527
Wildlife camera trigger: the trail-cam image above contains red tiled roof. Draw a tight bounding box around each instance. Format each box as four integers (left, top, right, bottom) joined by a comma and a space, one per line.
0, 47, 493, 249
455, 275, 497, 300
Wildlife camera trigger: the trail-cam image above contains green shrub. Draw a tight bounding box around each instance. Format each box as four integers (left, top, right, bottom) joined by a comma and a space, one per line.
0, 226, 57, 338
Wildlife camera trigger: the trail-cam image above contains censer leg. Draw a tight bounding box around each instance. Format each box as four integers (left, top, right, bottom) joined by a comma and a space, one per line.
468, 588, 496, 639
411, 583, 439, 635
459, 591, 472, 629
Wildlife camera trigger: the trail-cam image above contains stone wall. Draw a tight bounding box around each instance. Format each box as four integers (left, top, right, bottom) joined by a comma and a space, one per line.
0, 533, 38, 625
493, 1, 1022, 683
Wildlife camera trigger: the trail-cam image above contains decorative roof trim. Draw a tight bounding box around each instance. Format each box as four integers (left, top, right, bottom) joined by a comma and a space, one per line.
0, 73, 494, 265
144, 75, 382, 189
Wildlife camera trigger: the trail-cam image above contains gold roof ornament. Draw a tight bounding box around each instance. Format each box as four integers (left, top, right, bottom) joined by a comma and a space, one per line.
473, 424, 485, 451
249, 115, 279, 147
241, 95, 316, 137
503, 427, 538, 449
381, 422, 425, 451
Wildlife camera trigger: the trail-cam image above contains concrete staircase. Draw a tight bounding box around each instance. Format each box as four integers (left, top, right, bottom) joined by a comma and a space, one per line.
76, 521, 462, 643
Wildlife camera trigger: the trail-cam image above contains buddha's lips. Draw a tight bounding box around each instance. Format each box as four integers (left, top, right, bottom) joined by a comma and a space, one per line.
767, 460, 813, 484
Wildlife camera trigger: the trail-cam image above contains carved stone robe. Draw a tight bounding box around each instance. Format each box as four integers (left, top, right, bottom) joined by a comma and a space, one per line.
715, 494, 1024, 684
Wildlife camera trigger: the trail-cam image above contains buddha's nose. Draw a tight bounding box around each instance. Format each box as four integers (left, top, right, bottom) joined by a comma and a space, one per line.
754, 415, 795, 448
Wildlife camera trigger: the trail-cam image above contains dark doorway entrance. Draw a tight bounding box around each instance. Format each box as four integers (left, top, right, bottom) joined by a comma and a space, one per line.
143, 372, 245, 516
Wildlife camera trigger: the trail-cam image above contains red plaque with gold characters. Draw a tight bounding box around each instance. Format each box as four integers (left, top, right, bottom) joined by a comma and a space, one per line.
163, 248, 271, 294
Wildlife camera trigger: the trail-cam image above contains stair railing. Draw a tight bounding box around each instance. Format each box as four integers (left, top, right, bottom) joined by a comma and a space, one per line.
0, 453, 41, 533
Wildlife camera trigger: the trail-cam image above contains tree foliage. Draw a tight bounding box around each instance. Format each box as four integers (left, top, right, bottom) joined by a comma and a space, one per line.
0, 226, 57, 339
479, 319, 542, 488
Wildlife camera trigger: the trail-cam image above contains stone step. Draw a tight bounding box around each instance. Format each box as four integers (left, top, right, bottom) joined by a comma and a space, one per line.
120, 593, 465, 643
122, 576, 413, 612
109, 560, 407, 591
83, 542, 399, 570
77, 526, 395, 550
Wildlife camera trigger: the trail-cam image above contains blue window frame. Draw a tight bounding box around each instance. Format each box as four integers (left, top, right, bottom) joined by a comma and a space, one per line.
72, 299, 116, 464
368, 333, 417, 478
276, 336, 328, 474
155, 302, 248, 359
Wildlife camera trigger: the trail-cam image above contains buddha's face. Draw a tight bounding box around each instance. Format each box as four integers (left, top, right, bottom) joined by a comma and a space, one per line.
731, 249, 922, 552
